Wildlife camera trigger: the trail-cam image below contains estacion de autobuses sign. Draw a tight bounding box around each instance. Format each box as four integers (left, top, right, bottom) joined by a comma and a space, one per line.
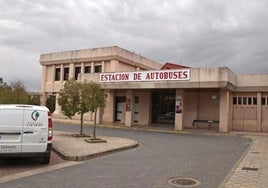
99, 69, 190, 83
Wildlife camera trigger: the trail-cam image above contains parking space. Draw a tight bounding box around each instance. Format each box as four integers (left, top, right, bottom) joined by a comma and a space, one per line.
0, 151, 66, 178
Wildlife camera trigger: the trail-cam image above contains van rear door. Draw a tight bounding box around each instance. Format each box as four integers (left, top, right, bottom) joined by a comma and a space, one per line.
0, 108, 23, 153
21, 107, 48, 153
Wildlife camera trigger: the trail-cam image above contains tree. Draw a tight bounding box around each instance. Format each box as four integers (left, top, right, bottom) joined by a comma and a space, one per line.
27, 92, 41, 105
0, 79, 28, 104
0, 78, 8, 89
58, 80, 106, 139
0, 78, 11, 103
58, 79, 85, 135
83, 81, 106, 139
9, 80, 29, 104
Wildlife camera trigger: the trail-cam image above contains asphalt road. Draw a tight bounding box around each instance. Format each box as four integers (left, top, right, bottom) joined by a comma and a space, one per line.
1, 123, 250, 188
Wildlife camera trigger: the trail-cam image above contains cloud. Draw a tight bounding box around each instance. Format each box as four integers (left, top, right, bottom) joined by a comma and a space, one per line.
0, 0, 268, 91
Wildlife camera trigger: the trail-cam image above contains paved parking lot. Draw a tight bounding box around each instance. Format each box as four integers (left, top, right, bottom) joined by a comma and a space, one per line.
0, 151, 66, 179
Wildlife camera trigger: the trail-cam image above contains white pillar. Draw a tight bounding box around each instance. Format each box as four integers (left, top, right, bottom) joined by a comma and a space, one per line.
175, 90, 185, 131
91, 62, 94, 73
257, 92, 262, 132
53, 93, 62, 115
103, 90, 115, 123
219, 90, 230, 133
81, 62, 85, 81
125, 90, 134, 127
96, 108, 103, 124
102, 61, 105, 72
40, 65, 47, 106
69, 63, 75, 79
60, 64, 64, 82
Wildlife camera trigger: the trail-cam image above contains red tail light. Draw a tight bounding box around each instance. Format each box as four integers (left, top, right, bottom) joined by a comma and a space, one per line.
48, 112, 53, 141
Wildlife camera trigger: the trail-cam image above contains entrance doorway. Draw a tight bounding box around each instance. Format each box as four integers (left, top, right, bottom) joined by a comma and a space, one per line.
151, 90, 175, 124
115, 96, 125, 122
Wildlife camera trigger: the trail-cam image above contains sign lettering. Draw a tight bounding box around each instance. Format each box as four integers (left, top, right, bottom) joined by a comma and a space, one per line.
100, 69, 190, 83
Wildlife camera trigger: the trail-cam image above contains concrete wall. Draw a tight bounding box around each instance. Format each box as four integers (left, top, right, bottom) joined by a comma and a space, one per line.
184, 91, 198, 128
184, 91, 219, 129
40, 46, 162, 70
116, 61, 137, 72
138, 91, 151, 125
231, 92, 265, 132
190, 67, 236, 84
236, 75, 268, 92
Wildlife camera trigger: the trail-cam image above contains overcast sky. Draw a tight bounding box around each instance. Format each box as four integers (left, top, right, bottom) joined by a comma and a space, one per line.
1, 0, 268, 91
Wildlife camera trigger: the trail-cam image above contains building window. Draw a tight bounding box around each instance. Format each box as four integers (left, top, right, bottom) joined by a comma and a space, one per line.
55, 68, 61, 81
233, 95, 259, 106
64, 67, 69, 80
248, 97, 252, 105
243, 97, 247, 105
238, 97, 242, 105
75, 67, 81, 80
85, 66, 91, 73
135, 96, 139, 103
233, 97, 237, 105
94, 65, 102, 73
262, 97, 266, 105
253, 97, 257, 105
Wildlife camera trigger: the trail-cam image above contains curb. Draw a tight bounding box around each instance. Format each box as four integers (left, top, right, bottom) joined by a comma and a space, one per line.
52, 141, 139, 161
53, 119, 230, 137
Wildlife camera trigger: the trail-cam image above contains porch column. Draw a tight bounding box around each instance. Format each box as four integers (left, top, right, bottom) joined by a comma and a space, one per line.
81, 62, 85, 81
257, 92, 262, 132
103, 90, 115, 123
91, 62, 94, 73
125, 90, 134, 127
219, 89, 230, 133
175, 89, 185, 131
40, 65, 47, 106
53, 93, 62, 115
102, 61, 105, 72
96, 108, 103, 124
60, 64, 64, 82
69, 63, 75, 79
139, 91, 151, 125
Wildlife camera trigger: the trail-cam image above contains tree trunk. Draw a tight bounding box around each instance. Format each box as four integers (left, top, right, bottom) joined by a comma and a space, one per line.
93, 108, 97, 139
80, 112, 84, 135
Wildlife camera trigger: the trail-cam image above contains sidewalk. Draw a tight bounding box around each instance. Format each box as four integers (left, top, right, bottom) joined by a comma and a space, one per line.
221, 132, 268, 188
52, 131, 139, 161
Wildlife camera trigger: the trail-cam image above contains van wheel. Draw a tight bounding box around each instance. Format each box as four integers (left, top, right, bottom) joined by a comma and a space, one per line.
42, 154, 50, 164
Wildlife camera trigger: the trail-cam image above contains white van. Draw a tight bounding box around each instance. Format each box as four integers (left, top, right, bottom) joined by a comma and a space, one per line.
0, 105, 53, 164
